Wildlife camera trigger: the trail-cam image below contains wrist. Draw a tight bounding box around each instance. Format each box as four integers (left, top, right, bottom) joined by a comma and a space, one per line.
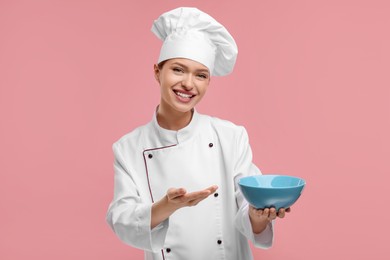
249, 214, 270, 234
151, 196, 177, 229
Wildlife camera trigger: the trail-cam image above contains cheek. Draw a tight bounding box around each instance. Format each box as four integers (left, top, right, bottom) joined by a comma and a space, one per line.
162, 74, 180, 87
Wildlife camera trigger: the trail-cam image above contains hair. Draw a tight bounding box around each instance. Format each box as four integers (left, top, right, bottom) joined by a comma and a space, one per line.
157, 60, 167, 70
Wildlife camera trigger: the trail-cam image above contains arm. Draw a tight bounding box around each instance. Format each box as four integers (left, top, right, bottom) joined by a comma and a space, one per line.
233, 127, 275, 248
106, 144, 167, 252
151, 186, 218, 229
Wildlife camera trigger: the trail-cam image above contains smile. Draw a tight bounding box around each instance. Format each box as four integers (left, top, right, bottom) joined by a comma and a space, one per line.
173, 90, 195, 99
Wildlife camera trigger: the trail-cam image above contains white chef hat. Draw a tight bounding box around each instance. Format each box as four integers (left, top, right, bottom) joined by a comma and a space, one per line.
151, 7, 238, 76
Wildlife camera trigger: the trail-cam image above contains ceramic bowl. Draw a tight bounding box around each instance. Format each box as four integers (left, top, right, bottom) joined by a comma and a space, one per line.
238, 175, 306, 210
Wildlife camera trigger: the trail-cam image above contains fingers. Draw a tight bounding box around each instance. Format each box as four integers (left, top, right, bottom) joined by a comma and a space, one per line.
277, 207, 291, 218
184, 186, 218, 204
257, 208, 276, 220
269, 208, 277, 219
205, 185, 219, 194
166, 185, 218, 206
250, 208, 273, 224
167, 187, 186, 200
186, 196, 209, 206
277, 208, 286, 218
249, 207, 266, 218
250, 207, 291, 220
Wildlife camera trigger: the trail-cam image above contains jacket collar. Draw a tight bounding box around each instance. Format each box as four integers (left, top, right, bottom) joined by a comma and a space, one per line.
152, 108, 200, 145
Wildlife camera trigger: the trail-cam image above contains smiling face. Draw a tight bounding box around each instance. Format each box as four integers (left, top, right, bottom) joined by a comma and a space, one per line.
154, 58, 211, 116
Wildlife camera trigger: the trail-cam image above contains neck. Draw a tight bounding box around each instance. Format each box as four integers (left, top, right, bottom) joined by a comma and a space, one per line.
156, 105, 193, 131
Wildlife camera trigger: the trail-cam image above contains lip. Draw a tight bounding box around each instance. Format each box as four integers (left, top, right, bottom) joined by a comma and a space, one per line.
173, 89, 196, 96
173, 89, 196, 103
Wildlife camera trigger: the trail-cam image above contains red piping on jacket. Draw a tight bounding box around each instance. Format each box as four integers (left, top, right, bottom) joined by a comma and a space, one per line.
142, 144, 177, 203
142, 144, 177, 260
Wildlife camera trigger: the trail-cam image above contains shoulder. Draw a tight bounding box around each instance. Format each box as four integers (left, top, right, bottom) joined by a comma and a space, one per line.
112, 122, 151, 152
205, 114, 247, 133
201, 113, 248, 141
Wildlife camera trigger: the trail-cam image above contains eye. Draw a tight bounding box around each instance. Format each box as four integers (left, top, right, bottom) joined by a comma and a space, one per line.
197, 73, 209, 80
172, 67, 184, 73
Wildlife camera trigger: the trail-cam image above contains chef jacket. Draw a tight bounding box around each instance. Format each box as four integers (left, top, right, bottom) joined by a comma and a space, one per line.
106, 110, 274, 260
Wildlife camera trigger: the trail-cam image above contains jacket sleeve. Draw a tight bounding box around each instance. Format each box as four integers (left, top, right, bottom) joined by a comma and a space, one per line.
106, 143, 169, 252
233, 127, 274, 249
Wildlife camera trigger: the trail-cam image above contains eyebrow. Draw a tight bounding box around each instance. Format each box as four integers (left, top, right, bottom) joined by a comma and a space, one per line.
171, 62, 210, 73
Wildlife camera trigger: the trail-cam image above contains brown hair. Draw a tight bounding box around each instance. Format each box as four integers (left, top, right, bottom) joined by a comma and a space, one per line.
157, 60, 167, 70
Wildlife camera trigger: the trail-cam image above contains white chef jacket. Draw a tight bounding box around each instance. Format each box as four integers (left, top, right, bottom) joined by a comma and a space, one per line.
106, 110, 274, 260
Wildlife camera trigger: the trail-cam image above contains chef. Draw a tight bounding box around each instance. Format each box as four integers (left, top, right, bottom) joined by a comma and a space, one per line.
106, 7, 289, 260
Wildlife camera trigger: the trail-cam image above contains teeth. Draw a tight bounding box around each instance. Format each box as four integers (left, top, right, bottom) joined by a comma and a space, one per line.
175, 91, 192, 98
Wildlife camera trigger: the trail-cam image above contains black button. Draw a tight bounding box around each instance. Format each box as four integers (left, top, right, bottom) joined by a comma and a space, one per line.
214, 193, 219, 197
217, 240, 222, 245
166, 248, 171, 253
209, 143, 213, 148
148, 154, 153, 159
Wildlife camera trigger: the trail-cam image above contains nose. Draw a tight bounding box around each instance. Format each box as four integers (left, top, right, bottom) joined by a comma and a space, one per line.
181, 74, 194, 90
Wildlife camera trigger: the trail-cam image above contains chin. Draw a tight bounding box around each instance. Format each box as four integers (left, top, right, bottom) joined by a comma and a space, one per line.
173, 105, 195, 114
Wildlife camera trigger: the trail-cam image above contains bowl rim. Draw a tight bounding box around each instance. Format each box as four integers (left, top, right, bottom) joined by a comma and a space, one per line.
238, 174, 306, 189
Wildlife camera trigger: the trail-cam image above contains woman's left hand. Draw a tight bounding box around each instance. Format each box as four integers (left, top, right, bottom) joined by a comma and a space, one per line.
249, 206, 291, 234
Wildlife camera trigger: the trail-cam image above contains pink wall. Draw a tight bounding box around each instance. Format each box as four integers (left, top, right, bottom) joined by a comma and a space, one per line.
1, 0, 389, 259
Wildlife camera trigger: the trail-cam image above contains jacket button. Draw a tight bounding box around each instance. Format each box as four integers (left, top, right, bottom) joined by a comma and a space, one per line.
148, 154, 153, 159
214, 193, 219, 197
209, 143, 213, 148
166, 248, 171, 253
217, 240, 222, 245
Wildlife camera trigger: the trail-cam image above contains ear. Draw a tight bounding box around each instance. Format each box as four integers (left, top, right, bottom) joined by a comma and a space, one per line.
153, 64, 160, 83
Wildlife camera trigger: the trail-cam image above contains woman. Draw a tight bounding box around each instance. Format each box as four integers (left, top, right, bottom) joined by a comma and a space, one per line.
106, 7, 289, 260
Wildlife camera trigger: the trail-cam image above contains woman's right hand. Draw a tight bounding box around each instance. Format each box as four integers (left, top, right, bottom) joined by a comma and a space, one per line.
151, 185, 218, 229
166, 185, 218, 209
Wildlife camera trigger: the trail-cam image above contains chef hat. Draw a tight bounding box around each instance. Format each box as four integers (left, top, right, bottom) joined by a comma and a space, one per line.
151, 7, 238, 76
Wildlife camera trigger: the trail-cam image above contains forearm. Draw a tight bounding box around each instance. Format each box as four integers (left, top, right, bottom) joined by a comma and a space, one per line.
151, 195, 177, 229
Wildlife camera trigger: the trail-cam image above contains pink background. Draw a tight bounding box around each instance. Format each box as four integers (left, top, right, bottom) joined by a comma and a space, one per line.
1, 0, 389, 259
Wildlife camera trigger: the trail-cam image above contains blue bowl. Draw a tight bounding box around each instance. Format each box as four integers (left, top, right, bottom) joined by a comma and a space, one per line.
238, 175, 306, 210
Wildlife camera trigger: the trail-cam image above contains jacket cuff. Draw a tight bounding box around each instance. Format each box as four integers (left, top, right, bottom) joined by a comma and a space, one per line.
252, 220, 274, 249
150, 218, 170, 252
